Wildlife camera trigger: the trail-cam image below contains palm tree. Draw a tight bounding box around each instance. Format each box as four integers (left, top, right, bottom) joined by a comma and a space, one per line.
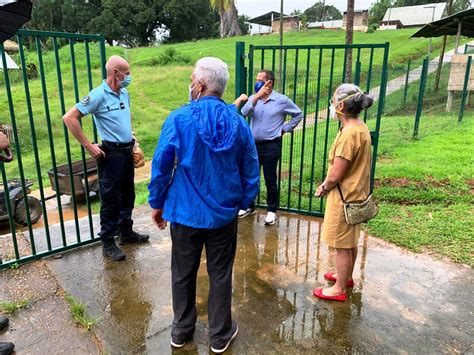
210, 0, 242, 37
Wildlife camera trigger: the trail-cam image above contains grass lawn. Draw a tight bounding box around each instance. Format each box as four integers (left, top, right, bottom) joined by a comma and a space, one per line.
367, 114, 473, 266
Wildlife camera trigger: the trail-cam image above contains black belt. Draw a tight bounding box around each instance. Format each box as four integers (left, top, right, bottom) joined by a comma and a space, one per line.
255, 137, 282, 145
101, 141, 134, 153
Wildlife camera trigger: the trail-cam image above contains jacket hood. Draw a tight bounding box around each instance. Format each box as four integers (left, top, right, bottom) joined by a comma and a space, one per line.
191, 96, 238, 152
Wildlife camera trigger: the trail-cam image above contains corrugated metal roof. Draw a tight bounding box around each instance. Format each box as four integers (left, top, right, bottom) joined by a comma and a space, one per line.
411, 8, 474, 38
307, 20, 343, 29
382, 2, 447, 26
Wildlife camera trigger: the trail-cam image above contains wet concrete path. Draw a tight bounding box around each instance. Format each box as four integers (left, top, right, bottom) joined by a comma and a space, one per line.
41, 206, 473, 354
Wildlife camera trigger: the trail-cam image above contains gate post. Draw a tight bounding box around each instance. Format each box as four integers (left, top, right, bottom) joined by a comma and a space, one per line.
371, 43, 390, 191
235, 42, 247, 99
458, 55, 472, 123
413, 57, 429, 139
403, 60, 411, 104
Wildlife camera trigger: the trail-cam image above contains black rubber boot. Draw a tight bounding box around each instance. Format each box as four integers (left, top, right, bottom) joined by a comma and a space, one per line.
0, 342, 14, 355
119, 229, 150, 245
102, 240, 126, 261
0, 316, 8, 331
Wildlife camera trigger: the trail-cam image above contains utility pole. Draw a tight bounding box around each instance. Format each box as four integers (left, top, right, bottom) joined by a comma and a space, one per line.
279, 0, 284, 87
424, 5, 436, 58
322, 0, 326, 21
435, 0, 452, 91
345, 0, 354, 82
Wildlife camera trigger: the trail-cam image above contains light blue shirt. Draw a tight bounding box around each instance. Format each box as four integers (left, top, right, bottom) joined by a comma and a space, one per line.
75, 80, 133, 143
241, 90, 303, 141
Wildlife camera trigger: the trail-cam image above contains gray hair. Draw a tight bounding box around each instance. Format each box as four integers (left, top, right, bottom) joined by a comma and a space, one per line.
334, 83, 374, 117
193, 57, 229, 95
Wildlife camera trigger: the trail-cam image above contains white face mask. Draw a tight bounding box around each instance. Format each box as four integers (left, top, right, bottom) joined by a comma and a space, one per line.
189, 82, 202, 102
329, 104, 337, 119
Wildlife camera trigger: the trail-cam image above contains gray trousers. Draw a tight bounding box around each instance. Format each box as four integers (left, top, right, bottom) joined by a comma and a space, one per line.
170, 218, 237, 348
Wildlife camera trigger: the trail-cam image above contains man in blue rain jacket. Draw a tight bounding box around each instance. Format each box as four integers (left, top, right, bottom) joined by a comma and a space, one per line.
148, 57, 259, 353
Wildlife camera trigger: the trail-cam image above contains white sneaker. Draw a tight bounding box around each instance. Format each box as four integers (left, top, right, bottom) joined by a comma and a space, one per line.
211, 321, 238, 353
238, 208, 256, 219
264, 212, 276, 226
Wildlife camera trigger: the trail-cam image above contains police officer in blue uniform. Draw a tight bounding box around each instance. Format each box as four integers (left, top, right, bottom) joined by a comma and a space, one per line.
63, 55, 149, 261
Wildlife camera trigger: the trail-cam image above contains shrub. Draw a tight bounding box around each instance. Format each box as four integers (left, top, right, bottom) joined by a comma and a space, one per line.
150, 47, 192, 66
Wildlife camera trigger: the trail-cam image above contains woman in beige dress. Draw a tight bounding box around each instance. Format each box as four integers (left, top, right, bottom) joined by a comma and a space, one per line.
313, 84, 373, 302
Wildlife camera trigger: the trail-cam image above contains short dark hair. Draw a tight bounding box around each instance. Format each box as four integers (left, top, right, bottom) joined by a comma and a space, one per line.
259, 69, 275, 85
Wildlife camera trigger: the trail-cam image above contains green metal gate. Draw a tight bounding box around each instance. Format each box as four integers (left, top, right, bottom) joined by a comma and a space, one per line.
235, 42, 390, 217
0, 29, 106, 269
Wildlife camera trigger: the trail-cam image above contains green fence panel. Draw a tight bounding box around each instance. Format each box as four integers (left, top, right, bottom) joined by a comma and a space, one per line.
0, 29, 106, 269
240, 42, 390, 216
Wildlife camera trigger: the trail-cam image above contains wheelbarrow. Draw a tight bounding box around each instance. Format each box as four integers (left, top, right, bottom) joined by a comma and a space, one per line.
48, 157, 99, 200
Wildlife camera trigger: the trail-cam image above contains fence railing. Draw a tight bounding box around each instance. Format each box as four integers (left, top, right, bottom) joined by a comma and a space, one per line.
382, 54, 473, 139
0, 29, 106, 269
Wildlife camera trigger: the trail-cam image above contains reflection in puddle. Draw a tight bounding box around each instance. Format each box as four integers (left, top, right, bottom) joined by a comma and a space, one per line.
46, 208, 473, 353
222, 212, 369, 350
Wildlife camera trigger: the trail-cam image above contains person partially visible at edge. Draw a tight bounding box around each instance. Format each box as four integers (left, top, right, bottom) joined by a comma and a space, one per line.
63, 55, 149, 262
313, 83, 374, 302
0, 132, 8, 150
148, 57, 259, 353
0, 133, 15, 355
238, 69, 303, 226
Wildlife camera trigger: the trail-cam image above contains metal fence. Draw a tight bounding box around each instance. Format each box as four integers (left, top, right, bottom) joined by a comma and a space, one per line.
235, 42, 390, 216
0, 29, 106, 269
382, 54, 473, 139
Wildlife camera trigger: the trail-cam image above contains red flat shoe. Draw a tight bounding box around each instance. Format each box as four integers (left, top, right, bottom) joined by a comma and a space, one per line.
323, 272, 355, 288
313, 287, 347, 302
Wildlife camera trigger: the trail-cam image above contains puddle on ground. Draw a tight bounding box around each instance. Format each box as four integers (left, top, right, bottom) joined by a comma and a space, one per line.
45, 208, 473, 354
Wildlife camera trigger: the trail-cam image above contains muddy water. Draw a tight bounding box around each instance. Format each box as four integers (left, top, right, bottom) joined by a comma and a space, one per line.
46, 207, 474, 354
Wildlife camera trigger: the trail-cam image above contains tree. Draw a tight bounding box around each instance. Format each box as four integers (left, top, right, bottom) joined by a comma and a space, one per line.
393, 0, 445, 6
61, 0, 102, 33
210, 0, 242, 37
452, 0, 471, 12
368, 0, 392, 25
238, 14, 251, 36
88, 0, 165, 47
303, 2, 342, 22
345, 0, 354, 82
290, 9, 303, 16
29, 0, 63, 31
163, 0, 219, 43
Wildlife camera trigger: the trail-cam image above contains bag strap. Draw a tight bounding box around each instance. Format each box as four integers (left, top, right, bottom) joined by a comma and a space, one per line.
337, 183, 345, 203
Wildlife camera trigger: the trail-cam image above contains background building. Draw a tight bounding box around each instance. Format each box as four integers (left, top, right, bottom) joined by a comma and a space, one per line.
343, 9, 369, 32
379, 3, 447, 30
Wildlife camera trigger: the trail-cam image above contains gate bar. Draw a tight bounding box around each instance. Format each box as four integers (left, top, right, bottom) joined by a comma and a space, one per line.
308, 48, 323, 211
17, 34, 52, 251
69, 39, 95, 239
0, 44, 36, 255
53, 37, 82, 243
319, 48, 336, 212
35, 36, 67, 247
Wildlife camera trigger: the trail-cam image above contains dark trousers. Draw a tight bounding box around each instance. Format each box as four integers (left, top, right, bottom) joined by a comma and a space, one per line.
170, 219, 237, 347
250, 137, 282, 212
98, 143, 135, 243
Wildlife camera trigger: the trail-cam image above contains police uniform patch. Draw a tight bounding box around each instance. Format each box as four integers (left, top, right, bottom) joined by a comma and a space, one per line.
81, 95, 91, 105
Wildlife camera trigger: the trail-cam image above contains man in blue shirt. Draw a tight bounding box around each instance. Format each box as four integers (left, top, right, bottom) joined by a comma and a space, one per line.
148, 57, 259, 353
239, 69, 303, 225
63, 55, 149, 262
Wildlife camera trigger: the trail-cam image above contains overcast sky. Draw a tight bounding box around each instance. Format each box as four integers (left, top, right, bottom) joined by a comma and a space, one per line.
235, 0, 374, 17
